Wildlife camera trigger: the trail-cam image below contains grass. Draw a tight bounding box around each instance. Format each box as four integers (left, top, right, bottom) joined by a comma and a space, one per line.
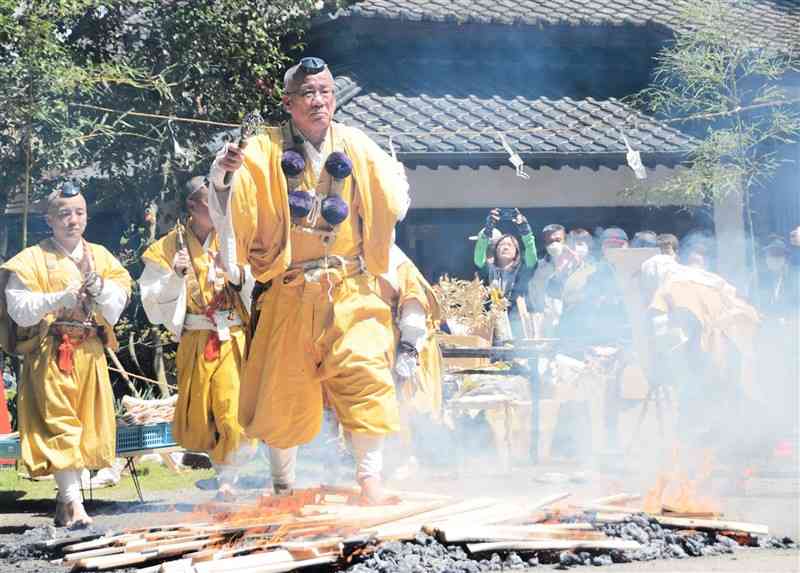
0, 461, 215, 502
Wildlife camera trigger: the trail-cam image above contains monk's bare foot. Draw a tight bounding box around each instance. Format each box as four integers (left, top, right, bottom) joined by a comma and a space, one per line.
359, 477, 400, 506
66, 500, 93, 529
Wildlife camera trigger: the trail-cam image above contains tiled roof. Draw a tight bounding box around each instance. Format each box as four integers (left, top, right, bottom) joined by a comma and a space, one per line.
333, 75, 694, 160
340, 0, 800, 49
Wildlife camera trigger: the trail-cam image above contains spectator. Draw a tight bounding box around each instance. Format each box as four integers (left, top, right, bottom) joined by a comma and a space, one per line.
473, 208, 537, 340
631, 230, 658, 248
657, 233, 679, 258
528, 224, 575, 336
681, 231, 714, 270
754, 237, 797, 319
549, 226, 632, 361
567, 228, 594, 263
599, 227, 629, 254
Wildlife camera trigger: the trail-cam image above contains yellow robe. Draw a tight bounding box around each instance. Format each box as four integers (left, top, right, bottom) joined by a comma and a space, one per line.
1, 240, 131, 477
378, 260, 443, 421
142, 228, 246, 464
232, 122, 405, 448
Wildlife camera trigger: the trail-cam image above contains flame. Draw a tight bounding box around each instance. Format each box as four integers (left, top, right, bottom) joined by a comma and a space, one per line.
643, 446, 721, 515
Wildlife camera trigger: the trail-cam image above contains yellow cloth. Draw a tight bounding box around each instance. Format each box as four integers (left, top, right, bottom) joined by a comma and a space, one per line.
378, 260, 443, 421
650, 279, 760, 396
2, 240, 131, 476
233, 123, 404, 448
229, 122, 404, 280
142, 227, 246, 464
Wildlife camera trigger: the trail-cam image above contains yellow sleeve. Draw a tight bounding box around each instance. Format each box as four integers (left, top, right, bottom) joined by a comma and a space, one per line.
2, 245, 45, 292
93, 245, 133, 296
142, 233, 177, 272
234, 131, 292, 282
344, 126, 403, 275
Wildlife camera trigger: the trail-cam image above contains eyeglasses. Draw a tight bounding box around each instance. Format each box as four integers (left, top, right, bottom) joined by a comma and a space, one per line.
290, 87, 335, 101
299, 56, 327, 74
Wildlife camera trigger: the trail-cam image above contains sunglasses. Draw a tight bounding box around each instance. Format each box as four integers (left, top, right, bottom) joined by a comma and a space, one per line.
299, 57, 327, 75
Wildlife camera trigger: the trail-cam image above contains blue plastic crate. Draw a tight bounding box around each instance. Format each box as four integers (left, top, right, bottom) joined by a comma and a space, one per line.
116, 422, 176, 453
0, 435, 20, 459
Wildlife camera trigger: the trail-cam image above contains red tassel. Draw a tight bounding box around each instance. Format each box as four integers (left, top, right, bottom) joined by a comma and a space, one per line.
57, 334, 74, 374
203, 331, 221, 362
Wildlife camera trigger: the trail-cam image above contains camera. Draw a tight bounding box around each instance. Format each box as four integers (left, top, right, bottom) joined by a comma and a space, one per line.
498, 208, 517, 221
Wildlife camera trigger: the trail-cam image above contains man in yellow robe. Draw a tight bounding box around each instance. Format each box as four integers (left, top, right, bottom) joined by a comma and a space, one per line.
0, 183, 131, 527
208, 56, 410, 502
139, 177, 252, 496
640, 255, 760, 444
377, 245, 443, 477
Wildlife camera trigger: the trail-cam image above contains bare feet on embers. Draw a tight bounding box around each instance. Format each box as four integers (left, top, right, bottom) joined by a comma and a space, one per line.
359, 476, 400, 505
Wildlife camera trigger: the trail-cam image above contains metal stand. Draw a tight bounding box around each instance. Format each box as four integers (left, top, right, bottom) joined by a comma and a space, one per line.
123, 456, 145, 503
439, 343, 551, 465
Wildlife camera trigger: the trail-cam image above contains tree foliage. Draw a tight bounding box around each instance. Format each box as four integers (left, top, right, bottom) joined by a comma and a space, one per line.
0, 0, 346, 250
633, 0, 800, 207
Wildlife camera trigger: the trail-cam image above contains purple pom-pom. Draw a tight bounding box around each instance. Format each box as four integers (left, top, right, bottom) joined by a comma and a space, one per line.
281, 150, 305, 177
288, 190, 313, 218
321, 195, 349, 225
324, 152, 352, 180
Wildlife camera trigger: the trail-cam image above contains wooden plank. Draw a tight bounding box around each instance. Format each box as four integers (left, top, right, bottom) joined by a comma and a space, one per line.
588, 494, 641, 506
234, 555, 337, 573
654, 516, 768, 535
72, 550, 156, 571
432, 525, 607, 543
467, 539, 642, 554
192, 549, 295, 573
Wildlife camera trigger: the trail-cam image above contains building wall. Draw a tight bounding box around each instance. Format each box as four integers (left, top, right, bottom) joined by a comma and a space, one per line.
404, 162, 693, 209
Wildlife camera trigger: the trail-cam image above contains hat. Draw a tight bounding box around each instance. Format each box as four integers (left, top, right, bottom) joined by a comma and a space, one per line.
600, 227, 629, 243
763, 237, 788, 254
631, 230, 657, 248
47, 181, 82, 208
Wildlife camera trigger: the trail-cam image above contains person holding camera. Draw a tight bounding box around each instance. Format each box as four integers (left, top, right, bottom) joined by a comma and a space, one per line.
473, 208, 537, 340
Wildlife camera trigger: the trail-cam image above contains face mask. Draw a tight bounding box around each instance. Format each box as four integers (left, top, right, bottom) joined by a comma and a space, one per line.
766, 256, 785, 272
574, 243, 589, 257
546, 242, 564, 258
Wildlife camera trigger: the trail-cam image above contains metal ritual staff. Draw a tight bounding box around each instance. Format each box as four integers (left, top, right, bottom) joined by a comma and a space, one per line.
223, 110, 264, 187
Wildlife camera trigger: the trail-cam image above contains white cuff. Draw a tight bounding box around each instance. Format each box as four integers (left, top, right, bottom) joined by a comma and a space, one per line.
208, 145, 230, 191
94, 279, 128, 325
268, 446, 298, 488
399, 299, 427, 350
348, 433, 383, 481
5, 273, 63, 327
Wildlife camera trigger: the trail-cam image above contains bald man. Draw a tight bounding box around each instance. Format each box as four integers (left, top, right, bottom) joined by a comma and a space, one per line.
207, 56, 410, 502
139, 176, 253, 496
0, 183, 131, 527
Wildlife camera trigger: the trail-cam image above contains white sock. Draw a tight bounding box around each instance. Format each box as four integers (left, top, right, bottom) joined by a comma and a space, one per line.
347, 433, 384, 482
268, 446, 297, 489
54, 469, 82, 504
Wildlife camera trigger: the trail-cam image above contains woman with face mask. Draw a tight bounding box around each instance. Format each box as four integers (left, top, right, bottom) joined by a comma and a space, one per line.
473, 208, 538, 340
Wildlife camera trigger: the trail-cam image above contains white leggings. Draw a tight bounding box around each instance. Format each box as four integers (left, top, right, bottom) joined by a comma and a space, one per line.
268, 433, 384, 488
54, 469, 82, 504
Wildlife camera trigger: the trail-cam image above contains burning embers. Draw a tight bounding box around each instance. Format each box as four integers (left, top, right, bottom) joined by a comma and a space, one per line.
41, 486, 793, 573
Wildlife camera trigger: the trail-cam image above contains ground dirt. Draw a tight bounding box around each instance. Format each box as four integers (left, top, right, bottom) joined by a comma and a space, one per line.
0, 460, 797, 573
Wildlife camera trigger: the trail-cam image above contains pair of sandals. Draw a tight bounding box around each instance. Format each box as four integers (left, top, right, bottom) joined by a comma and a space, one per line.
55, 500, 93, 529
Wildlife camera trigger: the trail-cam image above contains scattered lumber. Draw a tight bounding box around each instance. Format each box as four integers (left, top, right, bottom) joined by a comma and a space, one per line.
51, 485, 770, 573
467, 539, 642, 554
653, 516, 768, 535
430, 524, 607, 543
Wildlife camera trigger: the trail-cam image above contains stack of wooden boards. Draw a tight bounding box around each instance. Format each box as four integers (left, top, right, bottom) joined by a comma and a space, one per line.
48, 486, 769, 573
